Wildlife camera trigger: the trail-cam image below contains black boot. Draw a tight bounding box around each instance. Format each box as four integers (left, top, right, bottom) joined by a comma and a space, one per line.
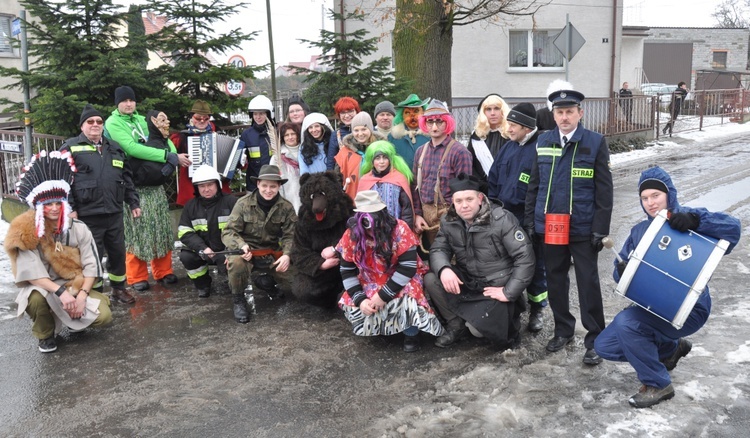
528, 307, 544, 333
232, 294, 249, 323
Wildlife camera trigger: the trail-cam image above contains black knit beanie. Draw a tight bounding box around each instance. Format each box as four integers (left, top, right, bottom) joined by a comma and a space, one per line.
79, 104, 103, 126
639, 178, 669, 195
507, 103, 537, 129
114, 86, 136, 105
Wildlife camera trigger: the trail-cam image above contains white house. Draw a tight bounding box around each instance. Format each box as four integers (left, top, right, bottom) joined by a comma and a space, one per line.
0, 0, 26, 117
337, 0, 624, 105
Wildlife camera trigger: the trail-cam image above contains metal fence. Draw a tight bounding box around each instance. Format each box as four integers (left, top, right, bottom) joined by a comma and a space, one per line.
0, 123, 252, 204
655, 88, 748, 138
0, 130, 65, 198
2, 89, 746, 200
452, 94, 656, 141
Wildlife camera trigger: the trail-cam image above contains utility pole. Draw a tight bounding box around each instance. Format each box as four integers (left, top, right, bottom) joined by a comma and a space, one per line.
20, 10, 32, 161
266, 0, 277, 109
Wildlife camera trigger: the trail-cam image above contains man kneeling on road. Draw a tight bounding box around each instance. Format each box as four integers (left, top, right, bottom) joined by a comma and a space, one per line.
178, 165, 238, 298
425, 173, 535, 350
222, 165, 297, 323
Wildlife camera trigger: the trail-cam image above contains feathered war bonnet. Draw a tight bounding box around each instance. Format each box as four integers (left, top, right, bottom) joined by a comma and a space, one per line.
16, 150, 76, 238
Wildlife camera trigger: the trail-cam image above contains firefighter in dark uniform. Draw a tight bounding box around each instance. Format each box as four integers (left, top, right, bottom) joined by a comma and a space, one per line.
60, 104, 141, 304
177, 165, 238, 298
524, 90, 613, 365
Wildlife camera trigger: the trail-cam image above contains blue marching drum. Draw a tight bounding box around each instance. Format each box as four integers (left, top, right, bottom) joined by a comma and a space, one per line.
615, 210, 730, 329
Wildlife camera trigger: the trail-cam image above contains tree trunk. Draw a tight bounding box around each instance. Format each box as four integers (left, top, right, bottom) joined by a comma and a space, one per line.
394, 0, 453, 104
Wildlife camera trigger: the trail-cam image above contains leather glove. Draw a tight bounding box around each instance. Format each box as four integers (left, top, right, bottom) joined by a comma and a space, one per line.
669, 211, 700, 232
591, 233, 606, 252
616, 260, 628, 278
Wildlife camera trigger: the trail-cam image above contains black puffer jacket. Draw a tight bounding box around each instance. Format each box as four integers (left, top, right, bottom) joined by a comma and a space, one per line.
430, 197, 535, 300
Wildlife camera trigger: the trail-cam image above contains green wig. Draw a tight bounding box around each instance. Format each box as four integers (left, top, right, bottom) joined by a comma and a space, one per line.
360, 140, 413, 183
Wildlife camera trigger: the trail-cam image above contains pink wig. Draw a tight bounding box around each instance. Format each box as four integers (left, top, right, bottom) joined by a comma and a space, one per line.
418, 113, 455, 136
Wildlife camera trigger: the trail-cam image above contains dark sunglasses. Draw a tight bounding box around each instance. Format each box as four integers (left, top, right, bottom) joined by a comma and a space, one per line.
86, 119, 104, 125
193, 115, 210, 122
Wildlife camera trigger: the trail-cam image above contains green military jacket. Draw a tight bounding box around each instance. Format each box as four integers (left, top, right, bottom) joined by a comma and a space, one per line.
221, 192, 297, 255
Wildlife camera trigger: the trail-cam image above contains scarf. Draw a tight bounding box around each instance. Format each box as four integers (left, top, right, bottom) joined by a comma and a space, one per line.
256, 191, 280, 214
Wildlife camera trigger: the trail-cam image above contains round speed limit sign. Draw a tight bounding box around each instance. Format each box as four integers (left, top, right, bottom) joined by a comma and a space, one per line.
226, 54, 247, 96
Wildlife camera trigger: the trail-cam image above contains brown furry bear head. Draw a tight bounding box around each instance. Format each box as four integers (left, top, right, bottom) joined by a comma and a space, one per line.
298, 171, 354, 229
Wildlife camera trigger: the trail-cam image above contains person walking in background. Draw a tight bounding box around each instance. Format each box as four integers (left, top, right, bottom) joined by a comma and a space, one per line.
663, 81, 688, 135
618, 82, 633, 123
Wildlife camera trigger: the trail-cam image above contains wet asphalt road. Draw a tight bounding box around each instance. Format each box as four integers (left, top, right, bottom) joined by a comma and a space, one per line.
1, 132, 749, 437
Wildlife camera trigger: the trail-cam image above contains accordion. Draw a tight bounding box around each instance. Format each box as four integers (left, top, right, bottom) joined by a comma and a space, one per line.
187, 133, 245, 179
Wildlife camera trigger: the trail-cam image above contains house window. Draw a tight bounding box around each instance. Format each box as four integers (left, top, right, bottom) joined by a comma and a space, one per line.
509, 30, 564, 69
0, 15, 17, 56
712, 51, 728, 69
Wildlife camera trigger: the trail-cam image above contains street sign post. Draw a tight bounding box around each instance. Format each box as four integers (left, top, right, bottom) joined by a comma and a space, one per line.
225, 54, 246, 97
553, 23, 585, 62
553, 15, 586, 82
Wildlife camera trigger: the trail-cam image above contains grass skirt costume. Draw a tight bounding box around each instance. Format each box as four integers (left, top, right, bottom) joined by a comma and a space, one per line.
123, 185, 173, 260
336, 220, 444, 337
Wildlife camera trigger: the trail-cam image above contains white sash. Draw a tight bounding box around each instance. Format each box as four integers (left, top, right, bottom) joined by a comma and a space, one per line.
471, 138, 495, 175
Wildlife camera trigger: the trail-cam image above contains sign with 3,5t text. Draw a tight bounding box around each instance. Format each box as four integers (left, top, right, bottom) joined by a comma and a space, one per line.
225, 54, 247, 97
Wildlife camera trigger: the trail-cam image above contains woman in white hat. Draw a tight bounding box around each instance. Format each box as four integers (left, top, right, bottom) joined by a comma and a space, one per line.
328, 190, 444, 352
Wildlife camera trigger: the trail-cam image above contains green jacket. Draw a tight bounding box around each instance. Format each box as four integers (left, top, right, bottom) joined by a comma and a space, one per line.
104, 109, 176, 162
221, 192, 298, 255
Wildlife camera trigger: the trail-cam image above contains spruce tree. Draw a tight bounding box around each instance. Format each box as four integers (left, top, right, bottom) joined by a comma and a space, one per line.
295, 11, 411, 116
0, 0, 155, 137
149, 0, 261, 126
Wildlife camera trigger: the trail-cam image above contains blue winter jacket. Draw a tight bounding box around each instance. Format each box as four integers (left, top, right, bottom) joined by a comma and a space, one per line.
524, 123, 613, 239
488, 130, 539, 222
240, 122, 272, 191
613, 166, 742, 282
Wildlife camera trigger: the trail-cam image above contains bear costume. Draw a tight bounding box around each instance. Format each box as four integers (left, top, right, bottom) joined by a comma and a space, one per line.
291, 171, 354, 307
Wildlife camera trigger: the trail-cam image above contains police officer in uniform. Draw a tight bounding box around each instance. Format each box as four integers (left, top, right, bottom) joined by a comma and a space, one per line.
524, 90, 613, 365
61, 104, 141, 304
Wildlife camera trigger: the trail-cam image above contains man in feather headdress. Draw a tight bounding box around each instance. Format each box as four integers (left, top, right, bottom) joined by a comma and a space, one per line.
4, 151, 113, 353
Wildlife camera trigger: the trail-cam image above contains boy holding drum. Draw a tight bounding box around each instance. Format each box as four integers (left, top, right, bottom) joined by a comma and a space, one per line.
594, 166, 741, 408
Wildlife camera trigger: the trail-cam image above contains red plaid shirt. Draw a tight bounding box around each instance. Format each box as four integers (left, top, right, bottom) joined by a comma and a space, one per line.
411, 136, 473, 216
